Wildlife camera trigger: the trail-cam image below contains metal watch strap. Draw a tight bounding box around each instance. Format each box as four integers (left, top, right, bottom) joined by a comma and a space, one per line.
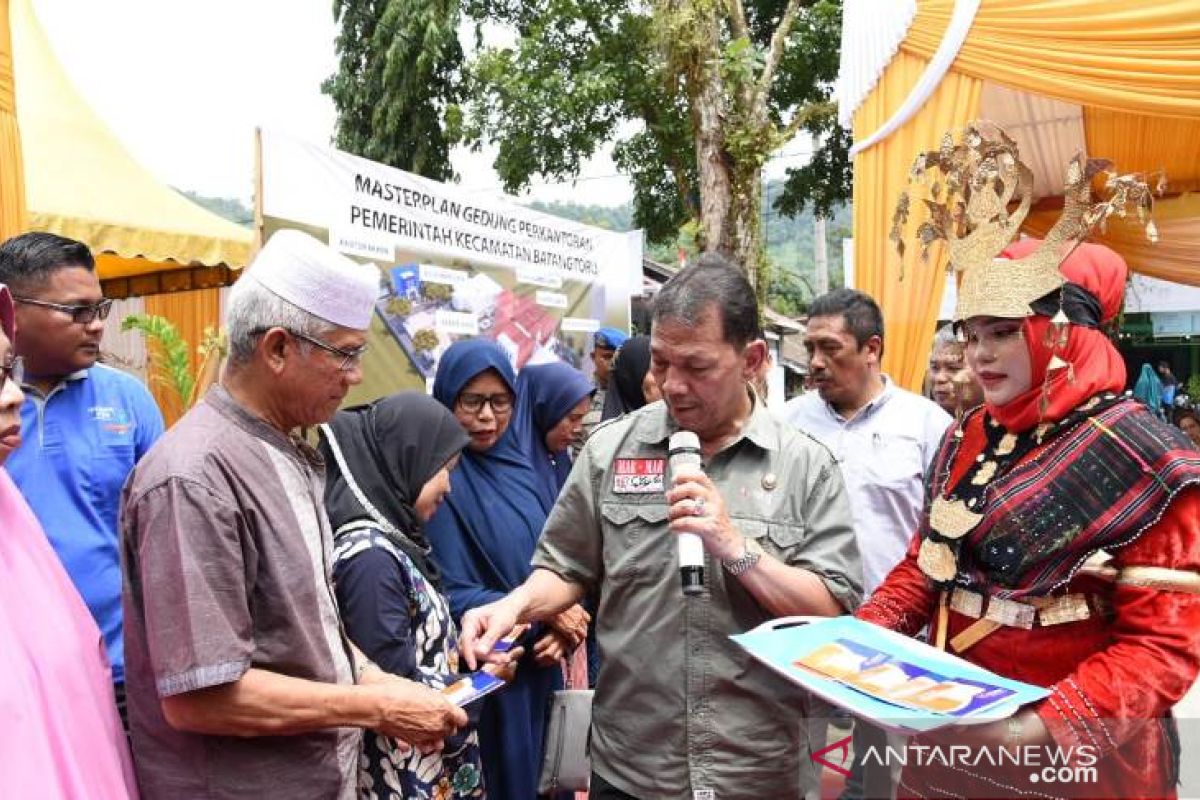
722, 537, 762, 576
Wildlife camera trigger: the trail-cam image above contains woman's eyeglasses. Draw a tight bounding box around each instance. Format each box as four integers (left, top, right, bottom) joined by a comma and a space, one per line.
13, 297, 113, 324
1, 356, 24, 390
457, 392, 514, 414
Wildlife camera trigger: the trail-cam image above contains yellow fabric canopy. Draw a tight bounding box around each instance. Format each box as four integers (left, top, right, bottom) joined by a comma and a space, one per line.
9, 0, 251, 279
851, 0, 1200, 392
905, 1, 1200, 119
1, 0, 26, 240
1024, 193, 1200, 289
852, 50, 981, 392
1084, 108, 1200, 196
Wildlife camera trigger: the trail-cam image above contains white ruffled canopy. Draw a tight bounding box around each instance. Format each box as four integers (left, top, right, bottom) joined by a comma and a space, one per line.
835, 0, 917, 128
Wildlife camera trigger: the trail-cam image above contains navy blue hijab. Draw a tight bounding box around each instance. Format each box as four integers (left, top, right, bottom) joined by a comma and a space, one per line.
425, 339, 567, 800
425, 339, 551, 617
511, 361, 593, 508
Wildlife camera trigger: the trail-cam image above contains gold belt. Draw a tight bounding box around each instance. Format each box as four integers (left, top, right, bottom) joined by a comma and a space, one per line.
949, 588, 1110, 629
942, 588, 1112, 654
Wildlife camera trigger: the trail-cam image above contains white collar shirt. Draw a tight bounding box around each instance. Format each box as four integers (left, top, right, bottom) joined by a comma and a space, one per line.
783, 376, 952, 595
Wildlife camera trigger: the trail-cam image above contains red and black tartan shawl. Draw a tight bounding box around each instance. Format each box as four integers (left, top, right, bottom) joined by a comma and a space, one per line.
920, 397, 1200, 600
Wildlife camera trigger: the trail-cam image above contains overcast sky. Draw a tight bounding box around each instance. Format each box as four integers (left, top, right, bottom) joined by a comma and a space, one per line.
32, 0, 808, 209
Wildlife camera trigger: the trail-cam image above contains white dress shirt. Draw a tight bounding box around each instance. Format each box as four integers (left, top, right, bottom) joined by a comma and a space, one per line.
783, 376, 952, 596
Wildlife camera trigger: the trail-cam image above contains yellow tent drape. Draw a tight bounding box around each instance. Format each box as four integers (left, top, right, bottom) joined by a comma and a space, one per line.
904, 0, 1200, 119
854, 0, 1200, 391
144, 287, 221, 427
1083, 107, 1200, 196
1065, 108, 1200, 286
852, 50, 981, 391
0, 0, 27, 240
1025, 194, 1200, 288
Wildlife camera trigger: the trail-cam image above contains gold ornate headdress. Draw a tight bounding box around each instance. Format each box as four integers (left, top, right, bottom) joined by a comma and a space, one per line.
890, 121, 1160, 321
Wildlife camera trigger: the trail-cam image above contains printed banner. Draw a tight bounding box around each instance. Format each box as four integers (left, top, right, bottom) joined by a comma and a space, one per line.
258, 128, 641, 402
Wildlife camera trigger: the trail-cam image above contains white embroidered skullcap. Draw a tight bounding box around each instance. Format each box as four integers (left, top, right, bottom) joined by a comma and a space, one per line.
245, 230, 380, 330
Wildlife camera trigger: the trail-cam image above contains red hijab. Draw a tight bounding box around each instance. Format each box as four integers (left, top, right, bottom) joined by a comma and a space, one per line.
986, 239, 1128, 433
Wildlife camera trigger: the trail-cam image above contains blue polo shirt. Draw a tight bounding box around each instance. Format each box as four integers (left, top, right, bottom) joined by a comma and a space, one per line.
7, 363, 164, 684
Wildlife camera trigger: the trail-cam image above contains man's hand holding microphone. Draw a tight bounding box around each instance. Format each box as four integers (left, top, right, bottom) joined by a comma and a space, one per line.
458, 431, 751, 668
666, 431, 747, 595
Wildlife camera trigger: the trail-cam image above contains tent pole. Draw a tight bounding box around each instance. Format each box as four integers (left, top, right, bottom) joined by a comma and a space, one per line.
252, 126, 264, 258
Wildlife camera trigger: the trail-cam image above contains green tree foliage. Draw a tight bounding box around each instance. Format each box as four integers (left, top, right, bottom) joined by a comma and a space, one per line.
120, 316, 228, 410
775, 124, 852, 220
323, 0, 464, 179
528, 201, 633, 232
1186, 374, 1200, 403
121, 314, 196, 406
326, 0, 850, 281
533, 191, 850, 317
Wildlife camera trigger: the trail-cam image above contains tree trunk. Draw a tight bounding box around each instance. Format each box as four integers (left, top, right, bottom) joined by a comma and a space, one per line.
693, 66, 733, 259
728, 166, 766, 297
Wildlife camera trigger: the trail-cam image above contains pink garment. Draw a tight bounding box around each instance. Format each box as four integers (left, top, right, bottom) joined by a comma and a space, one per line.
0, 468, 138, 799
562, 648, 590, 800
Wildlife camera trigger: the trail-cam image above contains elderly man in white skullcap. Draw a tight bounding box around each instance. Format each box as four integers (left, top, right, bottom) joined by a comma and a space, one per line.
120, 231, 468, 800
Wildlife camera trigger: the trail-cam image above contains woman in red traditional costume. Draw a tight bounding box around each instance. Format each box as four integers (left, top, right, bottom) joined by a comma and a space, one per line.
859, 124, 1200, 799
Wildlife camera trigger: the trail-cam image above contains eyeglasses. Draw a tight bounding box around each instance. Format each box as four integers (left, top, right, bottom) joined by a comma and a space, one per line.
1, 356, 24, 390
457, 392, 514, 414
288, 329, 368, 371
13, 297, 113, 324
249, 327, 369, 371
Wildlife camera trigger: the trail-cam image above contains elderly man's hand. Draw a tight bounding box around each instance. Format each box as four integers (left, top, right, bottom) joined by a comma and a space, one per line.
666, 471, 743, 562
367, 677, 467, 752
548, 604, 590, 648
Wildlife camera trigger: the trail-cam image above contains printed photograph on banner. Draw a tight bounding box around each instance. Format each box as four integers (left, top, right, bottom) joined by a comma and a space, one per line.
374, 253, 598, 381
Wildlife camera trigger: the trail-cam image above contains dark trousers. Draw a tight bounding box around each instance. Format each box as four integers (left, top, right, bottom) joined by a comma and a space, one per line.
839, 721, 895, 800
591, 772, 642, 800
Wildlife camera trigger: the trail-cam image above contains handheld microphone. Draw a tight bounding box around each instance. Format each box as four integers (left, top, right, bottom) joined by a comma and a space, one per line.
668, 430, 705, 596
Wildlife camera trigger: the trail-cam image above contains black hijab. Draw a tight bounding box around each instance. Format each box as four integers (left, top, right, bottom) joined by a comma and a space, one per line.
602, 334, 653, 420
318, 391, 468, 588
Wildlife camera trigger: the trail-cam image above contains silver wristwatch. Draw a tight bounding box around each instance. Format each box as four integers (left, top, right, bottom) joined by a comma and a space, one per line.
722, 536, 764, 576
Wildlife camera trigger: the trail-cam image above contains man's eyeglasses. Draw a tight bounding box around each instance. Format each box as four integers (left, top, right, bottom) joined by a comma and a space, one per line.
457, 392, 514, 414
1, 356, 24, 390
252, 327, 368, 371
290, 329, 368, 371
13, 297, 113, 324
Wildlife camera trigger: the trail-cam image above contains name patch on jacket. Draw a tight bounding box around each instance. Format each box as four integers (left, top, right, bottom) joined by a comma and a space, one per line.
613, 458, 665, 494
